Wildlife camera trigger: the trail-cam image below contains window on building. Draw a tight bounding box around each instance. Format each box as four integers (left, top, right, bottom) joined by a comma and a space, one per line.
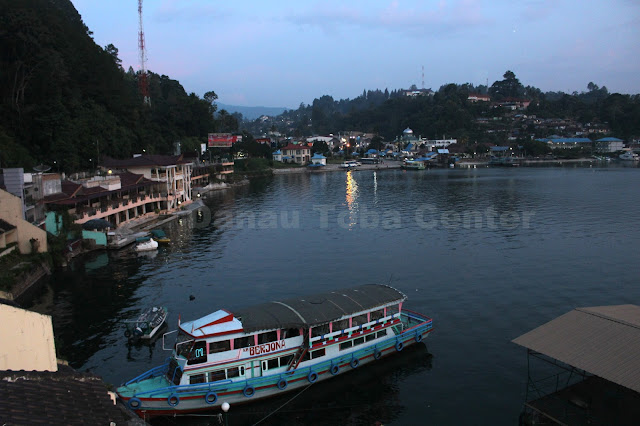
209, 340, 231, 354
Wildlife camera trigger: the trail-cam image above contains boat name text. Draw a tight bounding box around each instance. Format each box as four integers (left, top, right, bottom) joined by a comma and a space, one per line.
245, 340, 286, 356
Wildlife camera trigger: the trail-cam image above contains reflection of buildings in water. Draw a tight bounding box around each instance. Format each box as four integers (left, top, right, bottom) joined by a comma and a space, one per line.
345, 171, 359, 228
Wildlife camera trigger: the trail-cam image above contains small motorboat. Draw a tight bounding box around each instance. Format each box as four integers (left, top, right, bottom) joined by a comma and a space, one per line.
150, 229, 170, 245
134, 238, 158, 252
124, 306, 168, 341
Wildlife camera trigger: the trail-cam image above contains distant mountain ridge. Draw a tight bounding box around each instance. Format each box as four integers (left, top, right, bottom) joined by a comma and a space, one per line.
216, 103, 289, 120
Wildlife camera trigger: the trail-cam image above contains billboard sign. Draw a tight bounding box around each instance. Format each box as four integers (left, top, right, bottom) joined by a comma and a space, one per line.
208, 133, 239, 148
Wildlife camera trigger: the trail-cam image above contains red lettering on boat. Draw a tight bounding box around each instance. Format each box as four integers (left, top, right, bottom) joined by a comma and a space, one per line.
246, 340, 285, 357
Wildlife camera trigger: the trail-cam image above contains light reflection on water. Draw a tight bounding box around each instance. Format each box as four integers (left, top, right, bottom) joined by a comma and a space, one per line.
32, 165, 640, 425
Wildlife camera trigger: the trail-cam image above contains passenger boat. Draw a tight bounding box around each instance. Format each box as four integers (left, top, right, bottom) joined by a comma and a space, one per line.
150, 229, 171, 245
402, 160, 426, 170
116, 284, 433, 417
124, 306, 169, 342
619, 151, 639, 161
134, 238, 158, 252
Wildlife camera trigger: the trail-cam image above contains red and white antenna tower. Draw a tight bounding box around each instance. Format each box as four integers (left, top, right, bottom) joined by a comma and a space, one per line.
138, 0, 150, 105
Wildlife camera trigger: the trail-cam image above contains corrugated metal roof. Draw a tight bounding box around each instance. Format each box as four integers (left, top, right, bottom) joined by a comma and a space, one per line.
513, 305, 640, 393
234, 284, 406, 332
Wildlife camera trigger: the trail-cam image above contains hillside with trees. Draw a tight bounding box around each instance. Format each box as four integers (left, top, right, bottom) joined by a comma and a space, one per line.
1, 1, 638, 171
246, 72, 640, 146
0, 0, 227, 172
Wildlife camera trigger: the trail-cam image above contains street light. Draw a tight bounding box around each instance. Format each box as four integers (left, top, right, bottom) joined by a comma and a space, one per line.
221, 402, 230, 426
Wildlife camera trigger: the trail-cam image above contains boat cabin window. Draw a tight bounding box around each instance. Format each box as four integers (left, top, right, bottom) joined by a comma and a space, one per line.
209, 370, 226, 382
209, 340, 231, 354
332, 319, 349, 332
187, 341, 208, 365
370, 309, 384, 321
311, 348, 325, 359
280, 328, 300, 339
166, 358, 183, 386
311, 323, 330, 338
352, 314, 368, 327
189, 373, 206, 384
376, 330, 387, 339
227, 366, 243, 378
266, 357, 279, 369
280, 354, 293, 367
387, 304, 399, 317
366, 333, 376, 342
353, 337, 365, 346
175, 331, 195, 357
339, 340, 353, 350
234, 335, 254, 349
258, 331, 278, 344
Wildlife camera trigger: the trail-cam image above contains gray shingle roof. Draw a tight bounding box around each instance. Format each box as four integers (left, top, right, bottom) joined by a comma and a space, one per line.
0, 366, 144, 425
512, 305, 640, 393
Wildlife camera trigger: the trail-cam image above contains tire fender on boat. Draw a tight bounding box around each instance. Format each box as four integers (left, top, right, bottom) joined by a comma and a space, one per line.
374, 349, 382, 360
415, 331, 423, 342
167, 394, 180, 407
243, 385, 255, 398
128, 397, 141, 410
350, 358, 360, 369
277, 378, 288, 390
307, 371, 318, 383
395, 341, 404, 352
204, 391, 217, 405
330, 364, 340, 375
124, 329, 131, 338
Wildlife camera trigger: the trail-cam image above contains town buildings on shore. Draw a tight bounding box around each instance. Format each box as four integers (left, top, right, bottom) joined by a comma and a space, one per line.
0, 154, 234, 256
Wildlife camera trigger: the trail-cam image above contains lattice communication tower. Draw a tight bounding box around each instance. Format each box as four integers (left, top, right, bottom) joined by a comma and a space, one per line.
138, 0, 150, 105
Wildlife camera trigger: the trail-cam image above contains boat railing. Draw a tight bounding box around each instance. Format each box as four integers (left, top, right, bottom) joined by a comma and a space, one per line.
127, 325, 435, 399
309, 313, 401, 344
124, 359, 172, 386
130, 343, 388, 399
162, 330, 178, 351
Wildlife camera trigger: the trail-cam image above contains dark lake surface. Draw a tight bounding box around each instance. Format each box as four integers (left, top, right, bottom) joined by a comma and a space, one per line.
31, 163, 640, 425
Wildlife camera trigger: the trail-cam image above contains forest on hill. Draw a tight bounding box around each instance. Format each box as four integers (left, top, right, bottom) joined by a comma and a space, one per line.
2, 0, 639, 174
0, 0, 232, 173
248, 75, 640, 145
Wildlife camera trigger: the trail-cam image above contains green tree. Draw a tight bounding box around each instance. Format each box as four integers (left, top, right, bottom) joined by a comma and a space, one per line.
489, 70, 525, 100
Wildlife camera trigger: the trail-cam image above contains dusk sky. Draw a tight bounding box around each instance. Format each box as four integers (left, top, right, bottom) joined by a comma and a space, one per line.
71, 0, 640, 109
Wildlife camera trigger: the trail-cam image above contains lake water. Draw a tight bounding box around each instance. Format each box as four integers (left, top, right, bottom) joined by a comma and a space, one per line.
31, 163, 640, 425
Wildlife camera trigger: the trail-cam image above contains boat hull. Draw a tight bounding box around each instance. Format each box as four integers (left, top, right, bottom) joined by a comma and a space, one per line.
117, 311, 432, 417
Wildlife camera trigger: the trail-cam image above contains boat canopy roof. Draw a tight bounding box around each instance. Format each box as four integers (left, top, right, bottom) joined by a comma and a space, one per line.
235, 284, 406, 333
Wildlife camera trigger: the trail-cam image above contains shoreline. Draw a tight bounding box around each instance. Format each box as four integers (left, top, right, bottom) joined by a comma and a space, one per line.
272, 157, 602, 174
